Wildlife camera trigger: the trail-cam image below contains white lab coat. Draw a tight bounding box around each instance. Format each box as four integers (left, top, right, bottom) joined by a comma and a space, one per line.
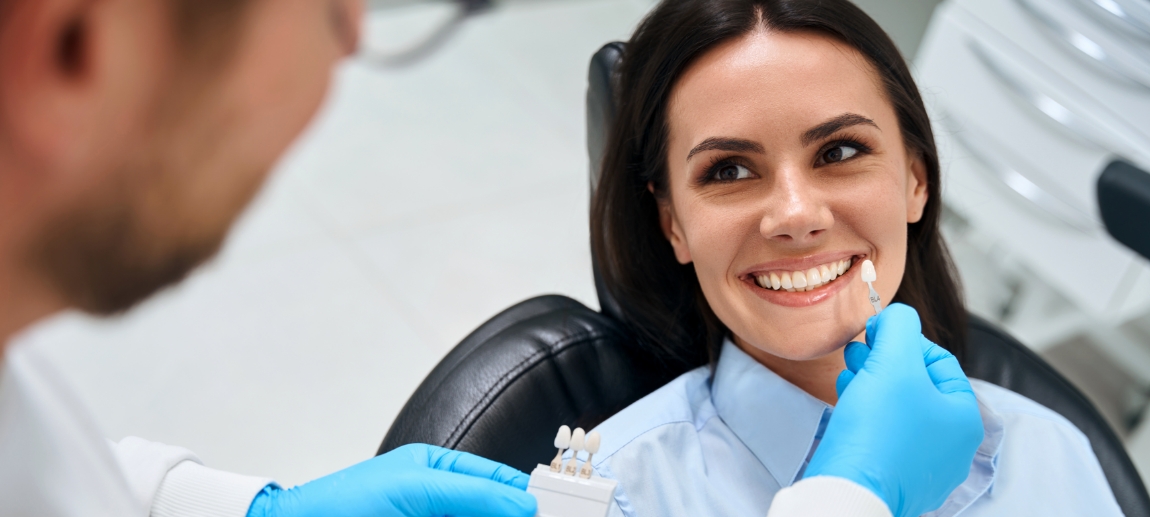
0, 340, 888, 517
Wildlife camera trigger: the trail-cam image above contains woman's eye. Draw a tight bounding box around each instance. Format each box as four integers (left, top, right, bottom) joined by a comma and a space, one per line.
711, 163, 752, 181
822, 145, 859, 164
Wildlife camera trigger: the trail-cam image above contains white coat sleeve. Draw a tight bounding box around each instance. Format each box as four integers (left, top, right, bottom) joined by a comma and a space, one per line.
110, 436, 275, 517
766, 476, 893, 517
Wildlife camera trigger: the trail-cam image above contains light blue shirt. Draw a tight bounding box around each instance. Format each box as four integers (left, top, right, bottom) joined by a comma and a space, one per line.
582, 340, 1123, 517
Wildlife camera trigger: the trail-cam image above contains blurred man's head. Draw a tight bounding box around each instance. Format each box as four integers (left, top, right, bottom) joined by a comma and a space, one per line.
0, 0, 361, 323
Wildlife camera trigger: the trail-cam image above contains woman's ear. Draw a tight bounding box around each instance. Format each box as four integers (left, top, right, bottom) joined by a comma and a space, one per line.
905, 153, 929, 223
650, 182, 692, 264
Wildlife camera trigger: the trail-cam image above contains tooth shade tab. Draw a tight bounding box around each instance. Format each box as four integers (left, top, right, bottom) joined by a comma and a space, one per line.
861, 259, 877, 283
554, 425, 571, 448
585, 431, 601, 454
791, 271, 808, 288
569, 428, 586, 450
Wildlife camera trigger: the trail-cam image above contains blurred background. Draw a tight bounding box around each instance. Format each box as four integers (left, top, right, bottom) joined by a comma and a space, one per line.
12, 0, 1150, 488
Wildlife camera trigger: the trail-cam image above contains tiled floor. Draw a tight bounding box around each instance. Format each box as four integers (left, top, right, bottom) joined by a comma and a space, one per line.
14, 0, 655, 486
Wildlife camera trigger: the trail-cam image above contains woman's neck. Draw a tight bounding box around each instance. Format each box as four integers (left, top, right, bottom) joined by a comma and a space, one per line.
732, 335, 855, 406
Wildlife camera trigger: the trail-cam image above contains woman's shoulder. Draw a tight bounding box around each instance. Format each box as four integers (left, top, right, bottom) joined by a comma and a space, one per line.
969, 378, 1089, 443
964, 380, 1123, 515
590, 365, 715, 464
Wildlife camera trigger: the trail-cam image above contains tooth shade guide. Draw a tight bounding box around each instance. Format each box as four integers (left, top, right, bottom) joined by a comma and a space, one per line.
565, 428, 586, 476
579, 431, 601, 479
551, 425, 572, 472
861, 259, 877, 283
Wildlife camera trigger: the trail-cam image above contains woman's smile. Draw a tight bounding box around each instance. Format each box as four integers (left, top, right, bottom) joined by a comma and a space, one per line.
738, 252, 867, 308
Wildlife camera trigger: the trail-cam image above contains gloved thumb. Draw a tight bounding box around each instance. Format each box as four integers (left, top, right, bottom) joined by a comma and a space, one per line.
864, 303, 924, 372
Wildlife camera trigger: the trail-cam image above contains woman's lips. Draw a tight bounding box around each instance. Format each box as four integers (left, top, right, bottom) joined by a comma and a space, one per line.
741, 255, 864, 308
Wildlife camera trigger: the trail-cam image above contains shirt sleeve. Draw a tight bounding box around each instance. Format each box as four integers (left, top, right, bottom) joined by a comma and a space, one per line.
110, 436, 275, 517
766, 476, 892, 517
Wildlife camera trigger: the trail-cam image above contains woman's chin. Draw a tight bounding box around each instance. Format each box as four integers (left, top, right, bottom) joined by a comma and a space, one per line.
736, 334, 848, 363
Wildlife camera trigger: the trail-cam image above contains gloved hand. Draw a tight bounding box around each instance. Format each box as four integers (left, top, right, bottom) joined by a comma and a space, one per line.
246, 443, 537, 517
803, 303, 984, 517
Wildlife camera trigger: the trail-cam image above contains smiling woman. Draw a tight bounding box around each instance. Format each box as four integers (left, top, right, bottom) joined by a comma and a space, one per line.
585, 1, 1123, 516
591, 2, 965, 381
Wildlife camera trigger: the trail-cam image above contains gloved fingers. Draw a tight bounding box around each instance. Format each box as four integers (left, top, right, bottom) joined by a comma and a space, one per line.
426, 446, 530, 489
864, 303, 923, 370
924, 351, 975, 396
843, 341, 871, 373
835, 369, 855, 398
418, 471, 537, 517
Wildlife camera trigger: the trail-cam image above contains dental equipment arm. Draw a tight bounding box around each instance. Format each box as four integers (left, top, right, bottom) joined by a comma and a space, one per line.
797, 304, 984, 517
244, 444, 537, 517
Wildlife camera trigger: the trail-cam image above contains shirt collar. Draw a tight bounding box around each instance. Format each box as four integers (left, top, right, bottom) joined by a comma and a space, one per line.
710, 339, 831, 488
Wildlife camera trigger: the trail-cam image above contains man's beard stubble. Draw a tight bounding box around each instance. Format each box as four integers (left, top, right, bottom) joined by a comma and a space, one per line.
28, 173, 227, 316
27, 118, 267, 316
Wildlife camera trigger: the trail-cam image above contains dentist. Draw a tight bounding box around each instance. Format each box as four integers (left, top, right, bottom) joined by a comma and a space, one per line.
0, 1, 982, 517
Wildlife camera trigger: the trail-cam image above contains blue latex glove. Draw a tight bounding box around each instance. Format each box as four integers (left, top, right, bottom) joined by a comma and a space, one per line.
246, 443, 537, 517
804, 303, 984, 517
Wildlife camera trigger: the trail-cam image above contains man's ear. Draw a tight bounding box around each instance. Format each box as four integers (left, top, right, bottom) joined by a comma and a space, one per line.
905, 153, 929, 224
0, 0, 167, 176
650, 182, 692, 264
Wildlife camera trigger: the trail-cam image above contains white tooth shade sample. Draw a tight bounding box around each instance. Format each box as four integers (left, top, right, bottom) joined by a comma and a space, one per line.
861, 259, 877, 283
554, 425, 572, 449
578, 431, 602, 479
569, 428, 585, 451
584, 431, 601, 455
564, 428, 587, 475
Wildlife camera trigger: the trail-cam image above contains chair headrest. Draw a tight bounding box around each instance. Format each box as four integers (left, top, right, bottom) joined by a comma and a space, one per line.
586, 42, 626, 322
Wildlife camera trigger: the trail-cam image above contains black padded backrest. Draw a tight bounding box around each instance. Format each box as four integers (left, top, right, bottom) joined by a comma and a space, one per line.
378, 295, 683, 472
582, 41, 1149, 516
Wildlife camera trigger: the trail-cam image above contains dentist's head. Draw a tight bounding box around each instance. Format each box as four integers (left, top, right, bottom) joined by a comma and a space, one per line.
0, 0, 363, 340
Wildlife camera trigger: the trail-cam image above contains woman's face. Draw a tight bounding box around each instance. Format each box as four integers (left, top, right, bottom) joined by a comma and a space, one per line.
659, 30, 928, 363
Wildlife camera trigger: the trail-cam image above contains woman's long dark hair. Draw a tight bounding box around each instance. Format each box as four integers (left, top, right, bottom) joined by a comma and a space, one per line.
591, 0, 967, 372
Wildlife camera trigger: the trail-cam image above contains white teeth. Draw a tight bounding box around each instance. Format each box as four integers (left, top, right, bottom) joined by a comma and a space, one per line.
752, 258, 858, 292
806, 268, 822, 288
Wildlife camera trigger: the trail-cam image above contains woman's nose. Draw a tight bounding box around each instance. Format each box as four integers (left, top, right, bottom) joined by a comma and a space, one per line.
759, 173, 833, 245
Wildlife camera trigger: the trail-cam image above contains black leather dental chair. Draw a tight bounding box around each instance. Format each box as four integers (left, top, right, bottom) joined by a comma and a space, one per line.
379, 42, 1150, 517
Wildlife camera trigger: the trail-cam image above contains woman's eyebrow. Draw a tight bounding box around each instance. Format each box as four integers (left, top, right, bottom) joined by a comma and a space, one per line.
801, 113, 880, 146
686, 137, 765, 162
